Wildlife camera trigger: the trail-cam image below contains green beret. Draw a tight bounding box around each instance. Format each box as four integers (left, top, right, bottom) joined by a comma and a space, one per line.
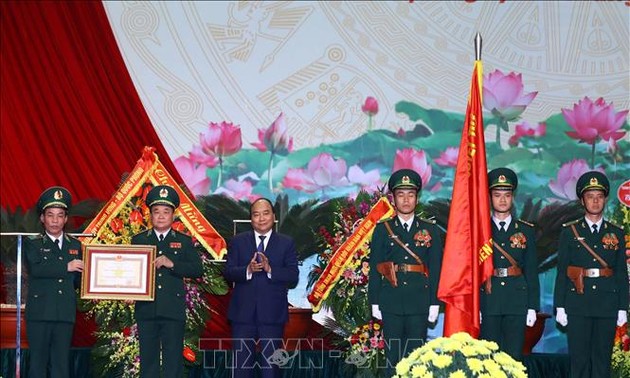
388, 169, 422, 192
146, 185, 180, 208
37, 186, 72, 214
576, 171, 609, 198
488, 168, 518, 191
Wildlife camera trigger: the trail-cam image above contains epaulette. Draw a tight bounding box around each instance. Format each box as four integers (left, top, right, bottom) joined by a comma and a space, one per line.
517, 219, 535, 227
607, 221, 623, 231
418, 217, 436, 225
28, 234, 44, 241
65, 234, 79, 242
562, 218, 580, 227
378, 216, 394, 224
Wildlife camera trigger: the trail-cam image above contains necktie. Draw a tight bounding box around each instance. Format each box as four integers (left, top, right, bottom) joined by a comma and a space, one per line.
591, 224, 598, 234
403, 223, 409, 232
159, 234, 164, 241
499, 221, 506, 232
257, 235, 266, 252
54, 239, 60, 247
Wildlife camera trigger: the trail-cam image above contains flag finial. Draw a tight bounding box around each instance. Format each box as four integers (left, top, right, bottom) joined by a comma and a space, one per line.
475, 33, 482, 61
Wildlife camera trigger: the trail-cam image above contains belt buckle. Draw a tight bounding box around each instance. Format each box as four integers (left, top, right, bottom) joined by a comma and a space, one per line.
586, 269, 599, 278
497, 268, 508, 277
399, 264, 408, 273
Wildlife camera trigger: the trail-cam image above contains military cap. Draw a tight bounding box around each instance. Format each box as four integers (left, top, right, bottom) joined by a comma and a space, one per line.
488, 168, 518, 191
388, 169, 422, 192
146, 185, 180, 208
576, 171, 609, 198
37, 186, 72, 214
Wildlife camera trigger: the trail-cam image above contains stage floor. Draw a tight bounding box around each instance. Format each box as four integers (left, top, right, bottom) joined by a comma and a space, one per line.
1, 349, 570, 377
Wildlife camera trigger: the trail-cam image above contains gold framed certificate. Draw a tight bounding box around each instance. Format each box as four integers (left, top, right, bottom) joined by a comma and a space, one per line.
81, 244, 156, 301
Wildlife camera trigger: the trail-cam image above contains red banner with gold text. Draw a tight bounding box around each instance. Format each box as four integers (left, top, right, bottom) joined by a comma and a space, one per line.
81, 146, 227, 260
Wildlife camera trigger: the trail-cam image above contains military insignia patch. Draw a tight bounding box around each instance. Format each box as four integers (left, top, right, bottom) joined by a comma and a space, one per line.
414, 229, 432, 247
170, 242, 182, 248
69, 249, 79, 255
601, 233, 619, 250
510, 232, 527, 248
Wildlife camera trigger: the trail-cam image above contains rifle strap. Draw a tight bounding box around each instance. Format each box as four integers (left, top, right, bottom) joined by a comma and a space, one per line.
570, 224, 608, 268
383, 220, 425, 266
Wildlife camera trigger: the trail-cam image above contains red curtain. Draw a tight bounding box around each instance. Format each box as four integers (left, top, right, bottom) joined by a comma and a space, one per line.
1, 1, 182, 211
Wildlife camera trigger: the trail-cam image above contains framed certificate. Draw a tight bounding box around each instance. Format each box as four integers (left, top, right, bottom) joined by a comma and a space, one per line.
81, 244, 156, 301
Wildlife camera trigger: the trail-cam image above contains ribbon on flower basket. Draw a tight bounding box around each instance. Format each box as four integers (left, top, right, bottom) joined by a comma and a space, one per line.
80, 146, 227, 259
308, 197, 394, 312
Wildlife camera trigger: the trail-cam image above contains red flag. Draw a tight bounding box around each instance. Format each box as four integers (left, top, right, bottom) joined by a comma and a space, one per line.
437, 60, 493, 338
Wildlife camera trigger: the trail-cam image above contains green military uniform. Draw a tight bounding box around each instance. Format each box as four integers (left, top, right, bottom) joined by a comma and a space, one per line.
25, 187, 82, 378
554, 171, 629, 378
481, 168, 540, 361
368, 169, 444, 370
133, 185, 203, 378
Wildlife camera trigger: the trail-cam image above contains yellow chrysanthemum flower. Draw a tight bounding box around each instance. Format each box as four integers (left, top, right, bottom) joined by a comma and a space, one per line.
396, 360, 411, 375
460, 345, 478, 357
432, 354, 453, 369
419, 350, 438, 363
411, 364, 427, 377
466, 357, 484, 372
448, 370, 467, 378
483, 358, 501, 371
450, 332, 473, 342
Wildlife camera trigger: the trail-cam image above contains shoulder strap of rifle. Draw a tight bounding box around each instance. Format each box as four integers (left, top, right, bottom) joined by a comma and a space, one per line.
382, 220, 424, 266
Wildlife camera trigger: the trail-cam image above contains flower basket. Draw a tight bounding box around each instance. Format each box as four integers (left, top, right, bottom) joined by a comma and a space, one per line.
394, 332, 527, 378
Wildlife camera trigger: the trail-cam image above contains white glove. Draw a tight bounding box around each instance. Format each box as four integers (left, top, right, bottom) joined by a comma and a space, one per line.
428, 305, 439, 323
372, 304, 382, 320
617, 310, 628, 326
556, 307, 568, 327
526, 309, 537, 327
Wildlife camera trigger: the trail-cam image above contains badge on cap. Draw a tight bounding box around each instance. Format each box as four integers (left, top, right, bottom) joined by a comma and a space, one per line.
590, 177, 598, 186
401, 176, 410, 185
54, 190, 63, 200
159, 188, 169, 198
498, 175, 507, 183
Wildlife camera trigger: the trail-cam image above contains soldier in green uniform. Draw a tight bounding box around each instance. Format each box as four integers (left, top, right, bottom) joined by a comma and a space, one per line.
132, 185, 203, 378
25, 186, 84, 378
480, 168, 540, 361
554, 171, 628, 378
368, 169, 443, 372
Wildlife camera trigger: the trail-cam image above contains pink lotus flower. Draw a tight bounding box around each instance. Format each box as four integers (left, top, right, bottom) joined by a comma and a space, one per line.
251, 112, 294, 155
188, 145, 219, 168
174, 156, 211, 196
282, 153, 349, 193
190, 121, 243, 187
347, 165, 382, 193
362, 96, 378, 130
562, 97, 628, 144
214, 178, 260, 202
361, 96, 379, 116
199, 121, 243, 157
483, 70, 537, 122
434, 147, 459, 167
549, 159, 604, 200
392, 148, 432, 188
509, 121, 547, 146
251, 112, 294, 192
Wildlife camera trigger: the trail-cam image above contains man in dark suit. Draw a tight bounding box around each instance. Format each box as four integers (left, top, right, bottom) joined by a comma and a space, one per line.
132, 185, 203, 378
480, 168, 540, 361
554, 171, 628, 378
368, 169, 443, 372
25, 186, 84, 378
225, 198, 299, 378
